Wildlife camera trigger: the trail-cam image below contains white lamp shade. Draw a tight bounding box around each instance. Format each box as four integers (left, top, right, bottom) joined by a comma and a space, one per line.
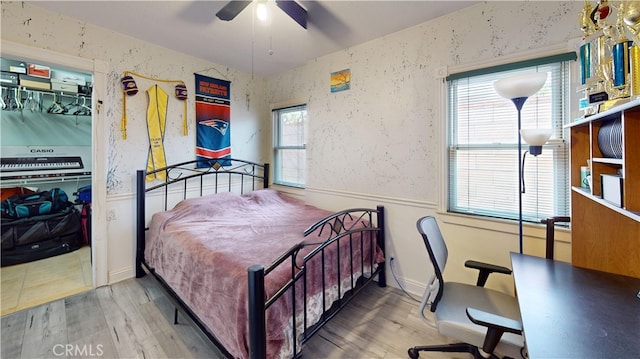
520, 128, 552, 146
494, 72, 548, 99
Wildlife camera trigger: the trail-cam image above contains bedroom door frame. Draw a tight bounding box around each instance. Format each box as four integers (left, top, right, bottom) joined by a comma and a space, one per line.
2, 41, 109, 287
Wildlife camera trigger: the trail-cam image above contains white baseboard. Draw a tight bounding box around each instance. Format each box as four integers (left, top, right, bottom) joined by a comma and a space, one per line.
386, 263, 425, 298
108, 267, 134, 284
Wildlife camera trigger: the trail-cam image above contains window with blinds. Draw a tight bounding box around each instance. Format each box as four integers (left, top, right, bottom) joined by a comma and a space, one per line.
447, 53, 576, 223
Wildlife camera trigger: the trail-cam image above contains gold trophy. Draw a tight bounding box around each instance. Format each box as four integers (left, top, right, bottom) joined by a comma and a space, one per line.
609, 2, 632, 100
622, 1, 640, 98
579, 1, 613, 115
579, 1, 640, 114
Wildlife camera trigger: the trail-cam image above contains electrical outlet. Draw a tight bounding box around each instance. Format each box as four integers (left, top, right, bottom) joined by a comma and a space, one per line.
107, 210, 116, 221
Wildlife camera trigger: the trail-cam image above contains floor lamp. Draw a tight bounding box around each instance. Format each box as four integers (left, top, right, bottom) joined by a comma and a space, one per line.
494, 72, 548, 254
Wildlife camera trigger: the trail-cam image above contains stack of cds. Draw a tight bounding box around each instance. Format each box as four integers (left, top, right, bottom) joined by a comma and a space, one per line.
598, 118, 623, 159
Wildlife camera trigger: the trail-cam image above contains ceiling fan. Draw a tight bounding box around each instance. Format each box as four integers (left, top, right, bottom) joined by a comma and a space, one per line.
216, 0, 307, 29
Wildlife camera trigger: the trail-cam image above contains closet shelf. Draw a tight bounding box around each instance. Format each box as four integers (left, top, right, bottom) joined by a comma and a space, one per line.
0, 174, 91, 187
1, 83, 92, 115
0, 83, 91, 97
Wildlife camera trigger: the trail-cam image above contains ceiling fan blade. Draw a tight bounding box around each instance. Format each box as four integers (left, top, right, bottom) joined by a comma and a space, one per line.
276, 0, 307, 29
216, 1, 252, 21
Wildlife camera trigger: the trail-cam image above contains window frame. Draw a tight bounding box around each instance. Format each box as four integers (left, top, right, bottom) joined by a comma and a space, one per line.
272, 104, 307, 188
446, 52, 577, 224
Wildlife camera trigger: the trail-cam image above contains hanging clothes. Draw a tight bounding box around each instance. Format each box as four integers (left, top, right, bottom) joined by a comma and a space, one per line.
146, 85, 169, 182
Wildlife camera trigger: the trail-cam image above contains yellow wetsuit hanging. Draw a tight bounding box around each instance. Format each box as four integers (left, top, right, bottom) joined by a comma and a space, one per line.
146, 85, 169, 182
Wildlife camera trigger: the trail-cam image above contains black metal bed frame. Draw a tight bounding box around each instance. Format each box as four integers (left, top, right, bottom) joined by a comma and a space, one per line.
135, 158, 386, 358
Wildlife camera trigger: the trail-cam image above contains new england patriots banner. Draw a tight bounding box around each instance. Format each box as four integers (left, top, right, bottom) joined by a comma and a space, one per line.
195, 74, 231, 167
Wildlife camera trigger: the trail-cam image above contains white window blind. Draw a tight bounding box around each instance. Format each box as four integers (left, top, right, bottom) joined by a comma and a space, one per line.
447, 53, 576, 223
273, 104, 307, 187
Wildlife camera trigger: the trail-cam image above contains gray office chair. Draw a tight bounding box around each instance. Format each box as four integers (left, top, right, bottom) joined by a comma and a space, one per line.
408, 216, 525, 359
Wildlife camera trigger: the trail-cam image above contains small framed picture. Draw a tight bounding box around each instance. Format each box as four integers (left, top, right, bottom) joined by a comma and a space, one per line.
330, 69, 350, 93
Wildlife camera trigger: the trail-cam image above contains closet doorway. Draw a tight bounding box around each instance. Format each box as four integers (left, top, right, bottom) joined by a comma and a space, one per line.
0, 45, 106, 315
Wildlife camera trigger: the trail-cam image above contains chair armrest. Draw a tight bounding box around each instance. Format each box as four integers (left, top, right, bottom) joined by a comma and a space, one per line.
466, 307, 523, 355
465, 260, 512, 287
466, 307, 522, 335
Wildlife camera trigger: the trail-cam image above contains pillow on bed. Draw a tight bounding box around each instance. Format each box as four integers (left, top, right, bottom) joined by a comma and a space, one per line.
170, 191, 243, 218
243, 188, 291, 205
165, 190, 298, 223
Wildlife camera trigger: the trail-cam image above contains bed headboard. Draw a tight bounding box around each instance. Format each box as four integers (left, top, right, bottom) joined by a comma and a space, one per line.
143, 158, 268, 197
135, 158, 269, 277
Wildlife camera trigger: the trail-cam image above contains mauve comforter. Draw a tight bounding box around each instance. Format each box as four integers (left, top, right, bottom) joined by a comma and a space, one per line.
145, 189, 383, 358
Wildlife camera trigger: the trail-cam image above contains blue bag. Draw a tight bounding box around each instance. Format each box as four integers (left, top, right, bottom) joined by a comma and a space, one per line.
74, 185, 91, 203
1, 188, 70, 219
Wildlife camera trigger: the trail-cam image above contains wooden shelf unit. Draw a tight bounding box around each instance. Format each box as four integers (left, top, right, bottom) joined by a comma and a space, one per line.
567, 99, 640, 278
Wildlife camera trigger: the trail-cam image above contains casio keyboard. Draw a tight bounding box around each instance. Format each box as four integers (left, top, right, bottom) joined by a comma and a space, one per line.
1, 146, 92, 180
1, 156, 84, 172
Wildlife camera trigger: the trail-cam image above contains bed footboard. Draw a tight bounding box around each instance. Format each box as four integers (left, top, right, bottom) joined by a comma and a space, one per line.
247, 206, 386, 358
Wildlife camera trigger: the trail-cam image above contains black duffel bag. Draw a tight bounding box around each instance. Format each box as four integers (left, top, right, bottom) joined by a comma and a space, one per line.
1, 206, 82, 266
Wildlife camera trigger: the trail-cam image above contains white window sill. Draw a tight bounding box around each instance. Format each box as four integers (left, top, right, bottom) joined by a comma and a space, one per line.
437, 211, 570, 243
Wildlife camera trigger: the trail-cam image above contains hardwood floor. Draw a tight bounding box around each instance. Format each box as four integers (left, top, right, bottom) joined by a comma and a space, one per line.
1, 276, 469, 358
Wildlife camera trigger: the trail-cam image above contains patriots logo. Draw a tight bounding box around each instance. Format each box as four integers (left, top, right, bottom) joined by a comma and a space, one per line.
200, 119, 229, 135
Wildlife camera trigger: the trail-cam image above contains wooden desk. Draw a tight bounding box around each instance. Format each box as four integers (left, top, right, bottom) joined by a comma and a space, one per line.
510, 253, 640, 358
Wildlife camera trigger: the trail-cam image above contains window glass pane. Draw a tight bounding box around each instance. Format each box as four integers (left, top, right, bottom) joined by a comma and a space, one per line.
447, 59, 571, 223
275, 148, 306, 186
452, 64, 561, 147
277, 107, 306, 147
450, 147, 567, 221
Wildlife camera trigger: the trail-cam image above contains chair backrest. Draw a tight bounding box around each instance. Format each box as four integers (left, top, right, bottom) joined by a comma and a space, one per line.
416, 216, 447, 313
540, 216, 570, 259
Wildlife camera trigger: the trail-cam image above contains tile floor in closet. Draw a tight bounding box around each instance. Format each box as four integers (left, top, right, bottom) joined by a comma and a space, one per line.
1, 246, 92, 316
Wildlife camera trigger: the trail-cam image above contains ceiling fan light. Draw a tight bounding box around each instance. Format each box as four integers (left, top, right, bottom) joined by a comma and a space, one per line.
256, 2, 269, 21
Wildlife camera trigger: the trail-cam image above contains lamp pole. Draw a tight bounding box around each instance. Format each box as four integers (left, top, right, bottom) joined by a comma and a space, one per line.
511, 97, 528, 254
494, 71, 547, 255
